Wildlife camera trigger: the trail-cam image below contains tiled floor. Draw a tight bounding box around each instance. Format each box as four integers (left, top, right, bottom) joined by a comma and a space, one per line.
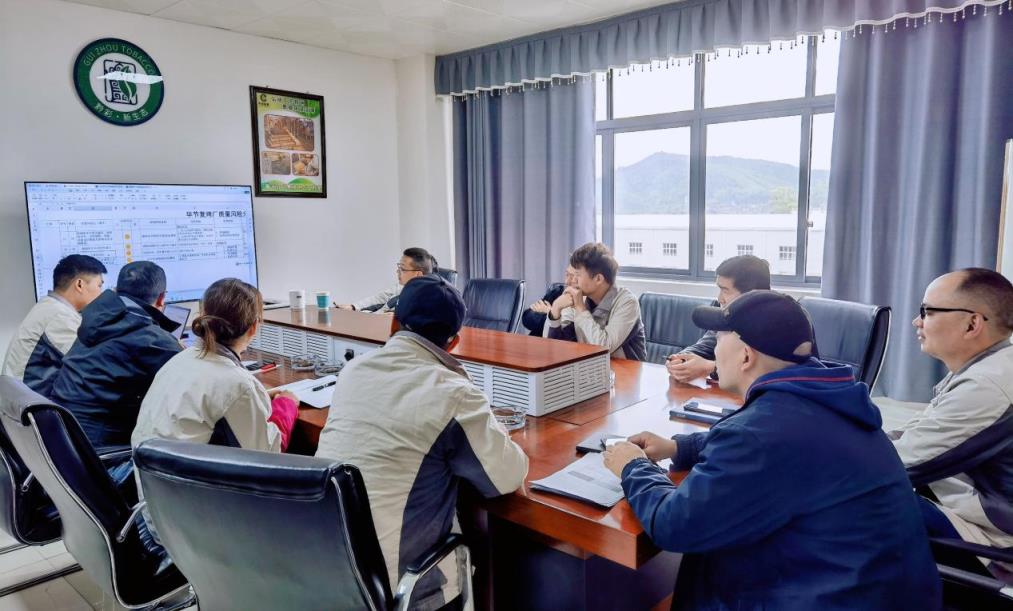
0, 398, 927, 611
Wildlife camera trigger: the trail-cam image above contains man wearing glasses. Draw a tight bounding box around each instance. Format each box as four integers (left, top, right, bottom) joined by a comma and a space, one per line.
891, 267, 1013, 575
336, 247, 435, 313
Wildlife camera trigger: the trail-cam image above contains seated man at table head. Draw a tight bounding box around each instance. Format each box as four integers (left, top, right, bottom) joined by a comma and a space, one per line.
667, 254, 770, 383
891, 268, 1013, 576
317, 274, 528, 610
603, 291, 940, 610
544, 242, 647, 360
336, 247, 435, 313
51, 261, 183, 451
2, 254, 106, 395
521, 264, 578, 336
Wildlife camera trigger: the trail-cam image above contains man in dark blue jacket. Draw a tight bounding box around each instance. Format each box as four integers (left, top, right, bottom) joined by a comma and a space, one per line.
50, 261, 182, 452
604, 290, 940, 611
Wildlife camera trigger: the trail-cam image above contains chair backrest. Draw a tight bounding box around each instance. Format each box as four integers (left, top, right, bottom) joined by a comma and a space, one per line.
0, 422, 61, 546
462, 278, 526, 333
0, 375, 186, 608
799, 296, 892, 389
435, 267, 459, 287
638, 293, 715, 364
134, 438, 394, 611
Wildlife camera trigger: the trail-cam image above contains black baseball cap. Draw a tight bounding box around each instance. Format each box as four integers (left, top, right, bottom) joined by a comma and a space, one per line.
395, 275, 466, 346
691, 290, 815, 363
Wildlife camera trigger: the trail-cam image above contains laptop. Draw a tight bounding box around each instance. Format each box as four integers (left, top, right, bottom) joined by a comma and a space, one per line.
163, 304, 191, 340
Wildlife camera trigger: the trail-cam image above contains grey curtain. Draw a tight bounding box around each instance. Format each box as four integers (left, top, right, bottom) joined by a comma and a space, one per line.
822, 12, 1013, 401
452, 80, 595, 301
435, 0, 1005, 96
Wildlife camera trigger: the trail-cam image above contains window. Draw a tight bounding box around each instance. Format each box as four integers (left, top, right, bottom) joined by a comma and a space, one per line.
595, 33, 837, 284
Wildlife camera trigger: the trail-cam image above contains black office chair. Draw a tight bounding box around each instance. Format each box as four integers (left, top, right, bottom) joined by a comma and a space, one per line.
0, 376, 190, 610
638, 293, 715, 364
798, 296, 891, 389
462, 278, 525, 333
435, 267, 459, 287
930, 537, 1013, 610
134, 438, 474, 611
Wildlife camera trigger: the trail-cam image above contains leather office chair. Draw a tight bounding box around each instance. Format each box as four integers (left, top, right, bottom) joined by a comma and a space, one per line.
0, 376, 189, 609
435, 267, 459, 287
134, 438, 474, 611
462, 278, 525, 333
0, 425, 62, 550
930, 537, 1013, 610
638, 293, 715, 364
798, 296, 891, 389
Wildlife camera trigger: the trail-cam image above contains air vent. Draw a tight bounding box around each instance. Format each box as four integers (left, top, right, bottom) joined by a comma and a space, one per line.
281, 328, 306, 357
257, 325, 283, 356
491, 368, 532, 409
542, 367, 576, 412
461, 361, 485, 388
575, 356, 610, 401
305, 333, 331, 360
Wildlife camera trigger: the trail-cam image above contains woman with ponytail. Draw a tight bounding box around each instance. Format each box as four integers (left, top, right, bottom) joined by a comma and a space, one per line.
132, 278, 299, 455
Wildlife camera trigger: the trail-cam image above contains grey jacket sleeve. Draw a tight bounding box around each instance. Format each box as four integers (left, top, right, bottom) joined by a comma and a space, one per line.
352, 289, 396, 312
681, 331, 717, 361
892, 374, 1013, 485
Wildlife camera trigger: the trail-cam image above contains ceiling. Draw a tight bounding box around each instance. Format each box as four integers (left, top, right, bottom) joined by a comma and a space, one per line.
63, 0, 679, 60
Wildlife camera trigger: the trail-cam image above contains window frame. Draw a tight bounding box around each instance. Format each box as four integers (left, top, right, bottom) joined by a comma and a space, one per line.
596, 39, 835, 287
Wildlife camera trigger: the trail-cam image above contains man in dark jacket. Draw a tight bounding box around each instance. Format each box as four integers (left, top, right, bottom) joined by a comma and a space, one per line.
604, 291, 940, 611
521, 265, 576, 336
51, 261, 182, 451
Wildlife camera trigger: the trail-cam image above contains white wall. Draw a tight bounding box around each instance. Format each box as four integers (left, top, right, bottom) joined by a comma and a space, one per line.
0, 0, 401, 350
394, 55, 455, 269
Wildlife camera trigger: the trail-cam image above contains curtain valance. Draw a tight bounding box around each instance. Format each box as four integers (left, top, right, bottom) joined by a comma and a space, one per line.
435, 0, 1009, 96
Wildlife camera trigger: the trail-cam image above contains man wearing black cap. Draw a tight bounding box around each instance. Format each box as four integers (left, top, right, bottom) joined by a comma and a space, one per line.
603, 291, 941, 610
316, 274, 528, 610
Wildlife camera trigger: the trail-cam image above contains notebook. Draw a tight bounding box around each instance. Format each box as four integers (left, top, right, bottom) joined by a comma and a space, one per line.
529, 453, 625, 508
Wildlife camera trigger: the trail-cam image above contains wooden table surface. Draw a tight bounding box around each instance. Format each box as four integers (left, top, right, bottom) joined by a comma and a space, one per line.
254, 349, 741, 570
263, 307, 609, 372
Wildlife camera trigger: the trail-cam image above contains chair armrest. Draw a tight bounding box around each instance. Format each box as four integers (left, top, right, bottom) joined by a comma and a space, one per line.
931, 537, 1013, 564
395, 534, 470, 611
97, 445, 132, 464
937, 564, 1013, 599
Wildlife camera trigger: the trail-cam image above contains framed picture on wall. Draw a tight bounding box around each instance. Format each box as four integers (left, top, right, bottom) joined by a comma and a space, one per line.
249, 86, 326, 197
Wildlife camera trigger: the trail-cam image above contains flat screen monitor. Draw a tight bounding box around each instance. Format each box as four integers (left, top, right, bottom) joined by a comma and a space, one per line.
25, 182, 258, 303
163, 304, 191, 340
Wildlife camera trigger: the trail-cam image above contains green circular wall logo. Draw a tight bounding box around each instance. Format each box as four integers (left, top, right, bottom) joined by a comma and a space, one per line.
73, 38, 163, 126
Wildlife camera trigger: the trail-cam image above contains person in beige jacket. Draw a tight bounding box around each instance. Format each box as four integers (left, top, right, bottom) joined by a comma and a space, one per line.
317, 275, 527, 610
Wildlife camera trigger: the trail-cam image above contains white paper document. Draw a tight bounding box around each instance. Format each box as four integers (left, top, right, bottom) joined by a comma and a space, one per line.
529, 452, 625, 507
269, 375, 337, 409
687, 377, 709, 389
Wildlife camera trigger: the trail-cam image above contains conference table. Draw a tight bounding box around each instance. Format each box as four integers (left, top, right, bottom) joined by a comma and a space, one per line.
252, 308, 740, 610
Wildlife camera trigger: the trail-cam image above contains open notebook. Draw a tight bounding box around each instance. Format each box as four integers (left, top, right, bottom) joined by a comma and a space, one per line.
268, 375, 337, 409
529, 452, 625, 508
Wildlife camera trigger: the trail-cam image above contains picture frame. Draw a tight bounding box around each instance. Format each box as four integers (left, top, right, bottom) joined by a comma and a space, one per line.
249, 86, 327, 197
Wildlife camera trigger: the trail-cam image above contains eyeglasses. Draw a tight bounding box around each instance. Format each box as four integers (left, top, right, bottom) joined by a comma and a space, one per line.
919, 305, 989, 321
396, 264, 421, 274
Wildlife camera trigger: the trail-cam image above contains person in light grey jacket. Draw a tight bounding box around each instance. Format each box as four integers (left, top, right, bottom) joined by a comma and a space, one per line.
892, 268, 1013, 574
545, 242, 646, 361
336, 247, 434, 313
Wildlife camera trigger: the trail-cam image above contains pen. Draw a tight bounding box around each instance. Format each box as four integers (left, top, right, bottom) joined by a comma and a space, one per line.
311, 380, 337, 392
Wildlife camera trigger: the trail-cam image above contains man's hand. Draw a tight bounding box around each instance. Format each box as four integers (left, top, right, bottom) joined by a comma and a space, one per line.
667, 353, 716, 383
564, 286, 587, 313
603, 441, 647, 478
530, 300, 552, 314
336, 304, 354, 311
549, 292, 574, 320
628, 431, 678, 461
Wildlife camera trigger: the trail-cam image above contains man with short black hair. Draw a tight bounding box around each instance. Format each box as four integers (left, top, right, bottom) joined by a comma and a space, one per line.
892, 268, 1013, 571
51, 261, 182, 450
545, 242, 646, 360
337, 247, 436, 313
317, 275, 528, 609
668, 255, 771, 383
2, 254, 107, 394
604, 291, 940, 610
